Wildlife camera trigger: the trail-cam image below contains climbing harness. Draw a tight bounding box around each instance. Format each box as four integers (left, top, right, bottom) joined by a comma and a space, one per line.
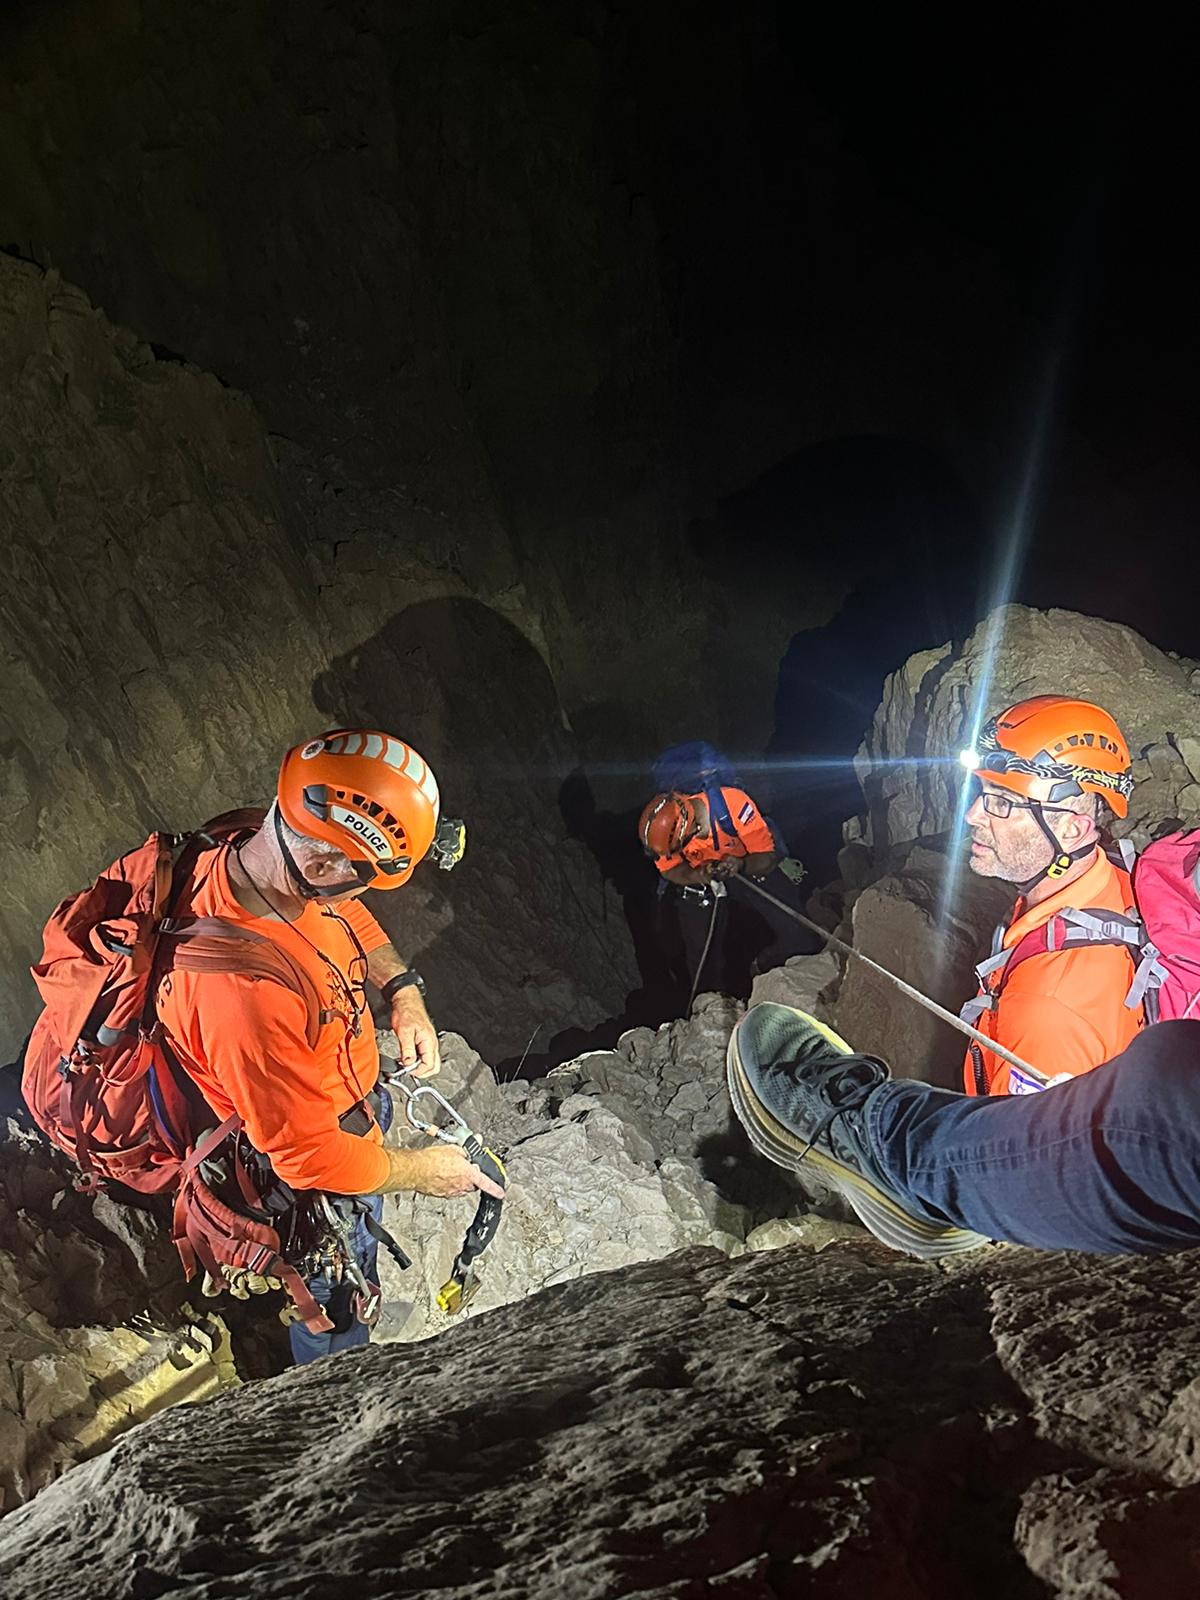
732, 875, 1058, 1088
382, 1060, 508, 1314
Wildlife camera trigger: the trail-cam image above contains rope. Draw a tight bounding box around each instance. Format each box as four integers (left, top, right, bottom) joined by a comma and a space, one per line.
687, 888, 724, 1016
733, 874, 1053, 1088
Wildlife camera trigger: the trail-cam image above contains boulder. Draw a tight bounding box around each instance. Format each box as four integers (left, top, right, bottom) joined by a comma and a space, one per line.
748, 949, 840, 1014
824, 841, 1015, 1086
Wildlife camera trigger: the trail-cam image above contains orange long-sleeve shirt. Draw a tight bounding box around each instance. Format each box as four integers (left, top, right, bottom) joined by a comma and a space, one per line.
963, 851, 1143, 1096
654, 786, 779, 875
156, 843, 393, 1194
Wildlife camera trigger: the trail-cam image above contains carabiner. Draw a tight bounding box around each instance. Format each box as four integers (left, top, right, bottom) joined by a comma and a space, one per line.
390, 1069, 474, 1145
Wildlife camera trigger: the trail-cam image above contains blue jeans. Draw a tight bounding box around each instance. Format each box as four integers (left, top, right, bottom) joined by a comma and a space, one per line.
868, 1020, 1200, 1253
289, 1088, 392, 1365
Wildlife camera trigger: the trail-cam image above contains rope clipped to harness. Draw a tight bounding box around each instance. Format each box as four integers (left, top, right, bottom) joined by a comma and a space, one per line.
382, 1060, 508, 1313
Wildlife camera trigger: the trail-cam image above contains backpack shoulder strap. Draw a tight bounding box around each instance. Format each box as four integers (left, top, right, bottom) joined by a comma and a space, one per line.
708, 784, 736, 840
160, 919, 326, 1050
986, 905, 1144, 1001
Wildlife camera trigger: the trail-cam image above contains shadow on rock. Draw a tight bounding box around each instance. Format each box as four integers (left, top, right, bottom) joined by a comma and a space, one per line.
312, 598, 639, 1066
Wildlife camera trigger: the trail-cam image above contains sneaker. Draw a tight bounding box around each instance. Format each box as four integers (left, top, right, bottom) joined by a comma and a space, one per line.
727, 1002, 988, 1260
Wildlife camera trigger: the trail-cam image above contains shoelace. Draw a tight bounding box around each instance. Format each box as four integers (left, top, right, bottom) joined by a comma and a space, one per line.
797, 1055, 890, 1162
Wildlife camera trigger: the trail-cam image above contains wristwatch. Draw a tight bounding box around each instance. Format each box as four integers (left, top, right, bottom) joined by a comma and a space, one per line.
380, 970, 426, 1004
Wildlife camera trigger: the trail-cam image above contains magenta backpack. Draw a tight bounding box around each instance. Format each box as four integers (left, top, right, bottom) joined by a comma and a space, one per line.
1126, 830, 1200, 1021
961, 829, 1200, 1031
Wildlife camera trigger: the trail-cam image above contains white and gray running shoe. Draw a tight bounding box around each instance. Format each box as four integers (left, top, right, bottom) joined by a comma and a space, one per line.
727, 1002, 989, 1260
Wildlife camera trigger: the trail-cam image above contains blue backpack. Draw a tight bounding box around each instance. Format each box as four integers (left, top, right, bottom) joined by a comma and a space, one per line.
651, 741, 792, 856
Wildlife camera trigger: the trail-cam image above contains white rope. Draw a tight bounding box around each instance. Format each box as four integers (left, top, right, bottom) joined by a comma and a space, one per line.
735, 875, 1053, 1088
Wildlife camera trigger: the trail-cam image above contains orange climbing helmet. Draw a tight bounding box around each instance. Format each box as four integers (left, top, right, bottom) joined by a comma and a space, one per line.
639, 792, 701, 858
970, 695, 1134, 818
277, 729, 440, 891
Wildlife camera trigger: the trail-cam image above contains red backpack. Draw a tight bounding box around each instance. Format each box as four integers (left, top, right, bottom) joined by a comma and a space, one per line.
963, 830, 1200, 1033
21, 810, 338, 1332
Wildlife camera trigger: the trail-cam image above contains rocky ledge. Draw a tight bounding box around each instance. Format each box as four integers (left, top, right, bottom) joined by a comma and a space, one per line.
4, 1236, 1200, 1598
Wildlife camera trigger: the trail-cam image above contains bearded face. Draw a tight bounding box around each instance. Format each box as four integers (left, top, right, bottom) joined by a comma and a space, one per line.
964, 780, 1091, 887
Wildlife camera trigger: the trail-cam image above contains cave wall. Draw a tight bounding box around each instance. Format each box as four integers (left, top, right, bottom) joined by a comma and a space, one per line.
0, 253, 638, 1062
0, 254, 327, 1053
0, 0, 814, 781
0, 2, 1156, 1059
0, 0, 1129, 796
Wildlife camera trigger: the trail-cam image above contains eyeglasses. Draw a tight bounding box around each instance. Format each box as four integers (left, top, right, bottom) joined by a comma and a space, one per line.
966, 782, 1076, 822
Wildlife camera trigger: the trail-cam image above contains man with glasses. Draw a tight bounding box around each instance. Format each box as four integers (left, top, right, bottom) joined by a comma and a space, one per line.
156, 728, 503, 1362
959, 695, 1141, 1095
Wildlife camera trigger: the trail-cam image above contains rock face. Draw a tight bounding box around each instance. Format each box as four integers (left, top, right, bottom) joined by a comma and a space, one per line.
823, 841, 1015, 1086
0, 1124, 236, 1511
0, 251, 639, 1066
375, 1000, 801, 1344
856, 603, 1200, 854
6, 1239, 1200, 1597
0, 254, 325, 1058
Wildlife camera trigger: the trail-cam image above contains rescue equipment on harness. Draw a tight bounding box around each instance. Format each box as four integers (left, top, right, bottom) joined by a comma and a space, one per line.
732, 875, 1058, 1088
381, 1058, 508, 1313
688, 879, 727, 1014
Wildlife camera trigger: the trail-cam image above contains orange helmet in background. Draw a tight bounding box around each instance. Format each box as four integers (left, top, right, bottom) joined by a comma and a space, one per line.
277, 729, 440, 891
639, 792, 701, 858
972, 695, 1134, 818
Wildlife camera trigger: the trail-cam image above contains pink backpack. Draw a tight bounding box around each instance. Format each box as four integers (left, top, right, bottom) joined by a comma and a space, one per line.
962, 830, 1200, 1029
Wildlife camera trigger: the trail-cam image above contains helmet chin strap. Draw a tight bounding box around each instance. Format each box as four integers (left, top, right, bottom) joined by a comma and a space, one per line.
1016, 800, 1096, 895
273, 808, 367, 901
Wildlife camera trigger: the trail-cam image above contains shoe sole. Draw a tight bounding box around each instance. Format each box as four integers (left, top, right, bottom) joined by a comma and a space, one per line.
727, 1014, 989, 1262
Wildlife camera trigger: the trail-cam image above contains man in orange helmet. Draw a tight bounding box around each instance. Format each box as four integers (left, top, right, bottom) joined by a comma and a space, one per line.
156, 728, 503, 1362
959, 695, 1141, 1095
639, 789, 782, 890
639, 784, 810, 1001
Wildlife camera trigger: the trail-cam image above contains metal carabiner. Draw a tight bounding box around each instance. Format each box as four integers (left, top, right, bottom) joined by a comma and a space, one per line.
390, 1068, 474, 1145
316, 1195, 380, 1320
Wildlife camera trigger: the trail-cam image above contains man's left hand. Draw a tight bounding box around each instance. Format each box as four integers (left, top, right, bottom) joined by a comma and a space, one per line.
391, 988, 440, 1077
708, 857, 743, 881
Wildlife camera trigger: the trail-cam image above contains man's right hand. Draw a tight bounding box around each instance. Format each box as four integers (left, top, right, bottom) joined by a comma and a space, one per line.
380, 1142, 505, 1199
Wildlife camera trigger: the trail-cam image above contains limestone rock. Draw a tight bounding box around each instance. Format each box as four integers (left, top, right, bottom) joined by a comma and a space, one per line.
855, 603, 1200, 853
0, 254, 326, 1062
746, 1215, 863, 1251
0, 251, 639, 1070
749, 949, 840, 1014
375, 1009, 753, 1343
0, 1133, 238, 1511
1017, 1469, 1200, 1599
825, 841, 1015, 1085
10, 1243, 1200, 1595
